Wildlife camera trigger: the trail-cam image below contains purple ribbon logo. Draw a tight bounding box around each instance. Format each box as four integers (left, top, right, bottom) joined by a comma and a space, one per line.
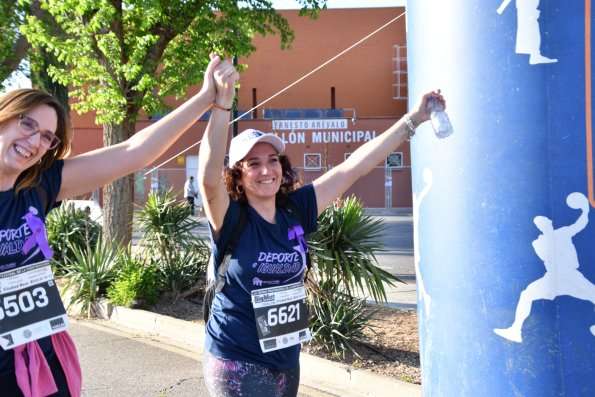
288, 225, 308, 255
22, 207, 54, 260
286, 224, 308, 283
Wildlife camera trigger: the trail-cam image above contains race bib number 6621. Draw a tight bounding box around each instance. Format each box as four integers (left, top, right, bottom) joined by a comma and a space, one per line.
251, 282, 311, 353
0, 261, 68, 350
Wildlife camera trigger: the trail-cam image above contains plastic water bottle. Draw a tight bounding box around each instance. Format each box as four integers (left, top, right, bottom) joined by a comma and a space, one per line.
427, 98, 453, 138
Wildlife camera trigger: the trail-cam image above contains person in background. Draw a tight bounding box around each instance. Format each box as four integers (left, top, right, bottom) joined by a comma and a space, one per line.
198, 57, 446, 397
184, 175, 198, 214
0, 53, 228, 396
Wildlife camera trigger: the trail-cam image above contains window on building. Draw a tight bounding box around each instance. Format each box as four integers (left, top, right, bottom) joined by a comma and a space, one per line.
285, 109, 303, 119
393, 44, 408, 100
305, 109, 323, 118
344, 152, 352, 161
304, 153, 321, 170
386, 152, 403, 169
324, 108, 343, 118
263, 109, 283, 119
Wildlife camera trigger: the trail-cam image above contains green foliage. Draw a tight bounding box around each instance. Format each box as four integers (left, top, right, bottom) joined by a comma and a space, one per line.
136, 188, 200, 255
0, 1, 28, 89
20, 0, 327, 124
62, 236, 118, 318
46, 201, 102, 275
107, 249, 159, 307
309, 288, 375, 359
304, 196, 398, 358
17, 0, 326, 248
156, 247, 208, 301
136, 188, 210, 300
308, 196, 399, 303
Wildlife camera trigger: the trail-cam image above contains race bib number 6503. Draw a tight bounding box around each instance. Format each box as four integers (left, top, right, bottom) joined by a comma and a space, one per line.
0, 261, 68, 350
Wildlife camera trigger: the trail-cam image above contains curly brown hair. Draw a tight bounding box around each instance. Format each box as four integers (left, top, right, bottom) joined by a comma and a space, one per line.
223, 154, 302, 206
0, 89, 72, 193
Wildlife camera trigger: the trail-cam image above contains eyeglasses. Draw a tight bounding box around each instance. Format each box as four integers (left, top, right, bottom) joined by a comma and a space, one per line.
17, 115, 61, 150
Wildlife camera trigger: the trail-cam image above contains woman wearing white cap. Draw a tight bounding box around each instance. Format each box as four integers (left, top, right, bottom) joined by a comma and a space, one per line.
199, 60, 445, 396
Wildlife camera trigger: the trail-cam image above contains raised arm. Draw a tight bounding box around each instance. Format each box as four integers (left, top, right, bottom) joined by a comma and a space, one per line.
58, 55, 221, 201
197, 58, 239, 238
312, 90, 444, 215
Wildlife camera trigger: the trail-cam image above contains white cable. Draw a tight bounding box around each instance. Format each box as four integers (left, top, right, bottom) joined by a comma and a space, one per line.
144, 11, 406, 176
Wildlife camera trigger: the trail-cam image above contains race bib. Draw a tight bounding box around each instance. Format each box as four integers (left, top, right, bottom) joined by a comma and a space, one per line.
0, 261, 69, 350
251, 282, 311, 353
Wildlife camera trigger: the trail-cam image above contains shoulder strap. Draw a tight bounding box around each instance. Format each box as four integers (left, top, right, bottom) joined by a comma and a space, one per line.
34, 184, 50, 213
284, 200, 305, 228
215, 205, 248, 292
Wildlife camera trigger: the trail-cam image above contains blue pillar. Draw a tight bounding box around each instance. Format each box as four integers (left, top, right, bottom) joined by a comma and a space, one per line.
408, 1, 595, 395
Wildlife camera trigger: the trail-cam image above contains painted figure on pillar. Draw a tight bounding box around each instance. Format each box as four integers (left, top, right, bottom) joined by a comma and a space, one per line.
497, 0, 558, 64
413, 167, 433, 315
494, 192, 595, 342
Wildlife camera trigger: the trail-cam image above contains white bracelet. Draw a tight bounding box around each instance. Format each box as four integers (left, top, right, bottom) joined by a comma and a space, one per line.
404, 115, 416, 140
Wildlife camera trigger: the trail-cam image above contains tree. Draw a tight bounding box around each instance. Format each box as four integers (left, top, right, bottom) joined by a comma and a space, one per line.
21, 0, 326, 245
1, 1, 69, 109
0, 0, 29, 89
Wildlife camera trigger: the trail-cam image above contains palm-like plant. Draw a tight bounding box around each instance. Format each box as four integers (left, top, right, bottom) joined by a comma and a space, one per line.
136, 188, 200, 259
308, 195, 400, 303
46, 201, 102, 274
158, 247, 208, 300
62, 236, 118, 318
309, 288, 376, 359
135, 188, 209, 300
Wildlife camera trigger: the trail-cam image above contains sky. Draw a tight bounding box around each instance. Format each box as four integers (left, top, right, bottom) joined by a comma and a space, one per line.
273, 0, 405, 9
2, 0, 406, 91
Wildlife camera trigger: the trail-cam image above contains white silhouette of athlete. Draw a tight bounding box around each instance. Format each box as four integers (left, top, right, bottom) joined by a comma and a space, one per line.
413, 167, 433, 314
497, 0, 558, 65
494, 192, 595, 342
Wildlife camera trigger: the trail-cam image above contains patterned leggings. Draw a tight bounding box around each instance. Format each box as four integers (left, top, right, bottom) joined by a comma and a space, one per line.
203, 351, 300, 397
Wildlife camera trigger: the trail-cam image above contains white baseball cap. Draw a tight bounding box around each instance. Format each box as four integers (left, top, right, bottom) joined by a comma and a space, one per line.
228, 129, 285, 166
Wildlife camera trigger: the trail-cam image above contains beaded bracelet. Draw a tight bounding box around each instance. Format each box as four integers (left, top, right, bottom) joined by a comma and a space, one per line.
212, 102, 232, 112
404, 115, 416, 140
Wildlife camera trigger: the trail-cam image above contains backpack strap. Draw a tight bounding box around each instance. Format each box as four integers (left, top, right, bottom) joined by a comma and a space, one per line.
284, 201, 304, 227
34, 184, 51, 214
215, 205, 248, 292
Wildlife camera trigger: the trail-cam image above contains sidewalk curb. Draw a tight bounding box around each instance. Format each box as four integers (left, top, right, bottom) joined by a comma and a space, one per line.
106, 306, 421, 397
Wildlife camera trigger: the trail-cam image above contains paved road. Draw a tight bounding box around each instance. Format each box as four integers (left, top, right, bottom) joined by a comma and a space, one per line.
71, 320, 206, 397
372, 214, 415, 277
71, 320, 335, 397
371, 214, 417, 310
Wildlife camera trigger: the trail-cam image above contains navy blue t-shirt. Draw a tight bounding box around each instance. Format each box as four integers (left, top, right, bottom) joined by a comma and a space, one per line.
205, 184, 318, 370
0, 160, 64, 374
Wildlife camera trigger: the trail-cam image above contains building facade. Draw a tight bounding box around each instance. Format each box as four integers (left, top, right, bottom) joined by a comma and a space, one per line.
68, 7, 410, 210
